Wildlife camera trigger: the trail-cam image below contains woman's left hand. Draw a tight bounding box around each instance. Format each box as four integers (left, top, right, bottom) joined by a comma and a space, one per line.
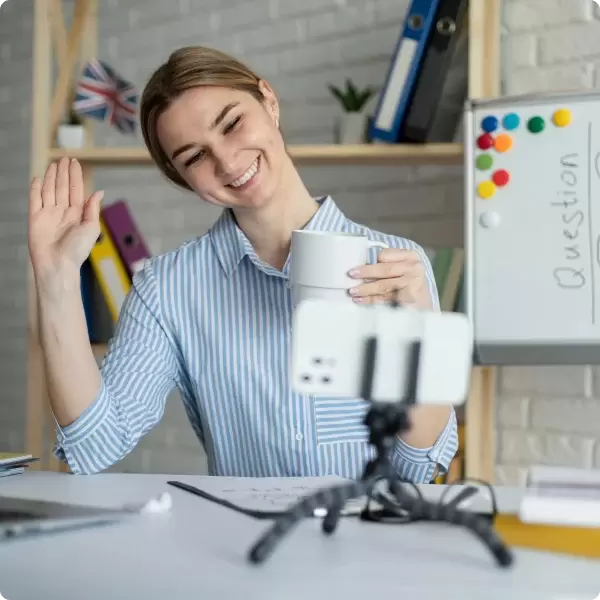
347, 248, 434, 309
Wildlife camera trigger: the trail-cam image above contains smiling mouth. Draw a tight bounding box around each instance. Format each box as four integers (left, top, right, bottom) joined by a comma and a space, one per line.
228, 155, 260, 189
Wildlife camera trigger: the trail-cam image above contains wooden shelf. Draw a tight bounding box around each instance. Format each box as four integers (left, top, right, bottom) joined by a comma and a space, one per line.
49, 143, 464, 166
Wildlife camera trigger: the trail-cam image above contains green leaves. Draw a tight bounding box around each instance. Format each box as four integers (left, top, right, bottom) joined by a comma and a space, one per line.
328, 78, 375, 112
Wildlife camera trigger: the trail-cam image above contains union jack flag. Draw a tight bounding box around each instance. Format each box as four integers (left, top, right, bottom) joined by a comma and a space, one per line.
73, 58, 138, 134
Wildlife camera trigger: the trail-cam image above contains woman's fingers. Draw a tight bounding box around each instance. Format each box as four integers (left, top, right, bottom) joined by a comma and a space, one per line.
55, 157, 70, 207
68, 157, 85, 206
35, 157, 85, 210
41, 162, 57, 207
83, 189, 104, 224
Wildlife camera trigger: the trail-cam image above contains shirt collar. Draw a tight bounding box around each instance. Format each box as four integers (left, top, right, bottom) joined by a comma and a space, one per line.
210, 195, 349, 277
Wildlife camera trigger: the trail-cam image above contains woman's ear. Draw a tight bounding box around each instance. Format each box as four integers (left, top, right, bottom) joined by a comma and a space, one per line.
258, 79, 279, 126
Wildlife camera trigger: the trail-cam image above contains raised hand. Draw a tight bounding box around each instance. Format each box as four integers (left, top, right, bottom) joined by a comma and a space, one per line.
28, 157, 104, 281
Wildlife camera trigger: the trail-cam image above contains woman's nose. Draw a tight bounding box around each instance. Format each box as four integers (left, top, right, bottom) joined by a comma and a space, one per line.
212, 144, 238, 178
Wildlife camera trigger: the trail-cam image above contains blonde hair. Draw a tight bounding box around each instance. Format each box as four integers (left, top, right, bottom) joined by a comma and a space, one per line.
140, 46, 266, 191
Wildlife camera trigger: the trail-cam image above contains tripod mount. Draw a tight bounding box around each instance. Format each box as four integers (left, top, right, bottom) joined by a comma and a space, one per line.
247, 302, 514, 568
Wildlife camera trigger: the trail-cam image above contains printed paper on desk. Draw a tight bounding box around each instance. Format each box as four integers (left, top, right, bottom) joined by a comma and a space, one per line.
179, 475, 368, 515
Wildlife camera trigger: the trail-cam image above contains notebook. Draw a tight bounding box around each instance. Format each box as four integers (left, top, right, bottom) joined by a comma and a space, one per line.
0, 454, 39, 478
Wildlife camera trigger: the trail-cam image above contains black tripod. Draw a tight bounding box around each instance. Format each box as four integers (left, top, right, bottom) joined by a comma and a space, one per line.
247, 321, 514, 568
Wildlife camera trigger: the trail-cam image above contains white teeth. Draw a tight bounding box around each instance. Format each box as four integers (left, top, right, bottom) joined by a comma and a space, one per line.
230, 157, 259, 188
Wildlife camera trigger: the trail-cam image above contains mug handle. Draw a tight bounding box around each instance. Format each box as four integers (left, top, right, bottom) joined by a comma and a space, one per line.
367, 240, 389, 263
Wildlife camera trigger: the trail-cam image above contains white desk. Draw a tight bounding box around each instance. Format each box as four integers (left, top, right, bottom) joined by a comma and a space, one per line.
0, 472, 598, 600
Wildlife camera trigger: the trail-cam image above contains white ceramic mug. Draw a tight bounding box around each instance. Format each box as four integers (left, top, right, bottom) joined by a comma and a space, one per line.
290, 230, 389, 290
291, 283, 353, 309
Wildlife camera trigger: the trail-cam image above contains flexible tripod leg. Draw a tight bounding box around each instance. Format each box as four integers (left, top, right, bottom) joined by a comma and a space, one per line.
321, 457, 384, 535
247, 475, 378, 564
249, 431, 396, 564
387, 478, 513, 566
248, 400, 403, 564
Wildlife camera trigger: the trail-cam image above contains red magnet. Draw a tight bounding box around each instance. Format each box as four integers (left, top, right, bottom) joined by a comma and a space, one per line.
477, 133, 494, 150
492, 169, 510, 187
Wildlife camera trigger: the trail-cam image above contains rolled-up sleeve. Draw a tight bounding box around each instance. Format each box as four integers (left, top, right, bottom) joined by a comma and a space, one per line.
53, 261, 180, 474
389, 408, 459, 483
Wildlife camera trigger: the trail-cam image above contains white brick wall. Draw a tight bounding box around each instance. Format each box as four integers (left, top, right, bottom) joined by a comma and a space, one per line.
496, 0, 600, 486
0, 0, 32, 457
2, 0, 599, 480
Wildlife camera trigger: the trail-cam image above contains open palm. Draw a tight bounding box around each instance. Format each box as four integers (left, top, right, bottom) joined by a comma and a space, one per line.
28, 157, 104, 278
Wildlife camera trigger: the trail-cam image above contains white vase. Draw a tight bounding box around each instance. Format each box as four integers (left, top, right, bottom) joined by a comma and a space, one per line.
335, 112, 368, 144
57, 124, 86, 148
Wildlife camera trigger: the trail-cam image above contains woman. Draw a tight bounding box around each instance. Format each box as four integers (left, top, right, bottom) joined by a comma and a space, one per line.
28, 46, 457, 481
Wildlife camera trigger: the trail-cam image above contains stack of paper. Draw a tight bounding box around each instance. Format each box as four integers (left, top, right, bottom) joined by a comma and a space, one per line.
520, 465, 600, 526
0, 453, 39, 478
493, 465, 600, 560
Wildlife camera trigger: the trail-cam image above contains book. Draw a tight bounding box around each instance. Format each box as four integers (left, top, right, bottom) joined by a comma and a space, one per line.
431, 247, 464, 311
88, 216, 132, 323
0, 453, 39, 478
399, 0, 469, 143
0, 453, 36, 467
368, 0, 442, 143
101, 199, 152, 278
494, 514, 600, 560
0, 467, 25, 478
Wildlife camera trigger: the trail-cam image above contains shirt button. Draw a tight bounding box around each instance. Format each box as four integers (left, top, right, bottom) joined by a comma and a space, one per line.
295, 432, 303, 441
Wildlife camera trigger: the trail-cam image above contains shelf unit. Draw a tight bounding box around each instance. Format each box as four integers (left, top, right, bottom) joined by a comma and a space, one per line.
27, 0, 501, 478
49, 142, 464, 166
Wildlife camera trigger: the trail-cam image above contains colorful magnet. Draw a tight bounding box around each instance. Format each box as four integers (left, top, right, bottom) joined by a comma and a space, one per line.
476, 154, 493, 170
492, 169, 510, 186
527, 116, 545, 133
502, 113, 520, 130
477, 133, 494, 150
480, 211, 501, 228
481, 115, 499, 133
477, 180, 496, 199
552, 108, 571, 127
494, 134, 512, 153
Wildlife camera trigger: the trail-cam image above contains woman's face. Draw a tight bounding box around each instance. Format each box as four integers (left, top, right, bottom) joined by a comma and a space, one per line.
156, 80, 286, 210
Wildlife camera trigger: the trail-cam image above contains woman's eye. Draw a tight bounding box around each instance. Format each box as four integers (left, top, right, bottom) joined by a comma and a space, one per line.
182, 116, 242, 167
224, 116, 241, 134
185, 151, 204, 167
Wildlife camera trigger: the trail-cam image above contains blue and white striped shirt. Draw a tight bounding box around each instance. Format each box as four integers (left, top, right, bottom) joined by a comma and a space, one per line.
54, 196, 458, 482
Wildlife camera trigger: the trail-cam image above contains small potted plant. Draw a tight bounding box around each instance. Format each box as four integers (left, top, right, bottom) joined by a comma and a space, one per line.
328, 78, 375, 144
57, 107, 86, 148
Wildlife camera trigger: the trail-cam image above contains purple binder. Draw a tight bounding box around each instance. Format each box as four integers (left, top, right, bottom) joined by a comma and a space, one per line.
100, 199, 151, 277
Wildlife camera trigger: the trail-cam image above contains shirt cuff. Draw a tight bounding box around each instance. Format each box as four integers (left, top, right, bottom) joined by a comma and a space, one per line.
53, 378, 111, 447
390, 408, 459, 483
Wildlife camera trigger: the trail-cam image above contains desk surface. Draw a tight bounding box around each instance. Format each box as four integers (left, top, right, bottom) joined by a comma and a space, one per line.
0, 472, 598, 600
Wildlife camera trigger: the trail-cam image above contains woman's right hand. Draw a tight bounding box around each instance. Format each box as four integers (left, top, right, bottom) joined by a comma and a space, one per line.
28, 157, 104, 282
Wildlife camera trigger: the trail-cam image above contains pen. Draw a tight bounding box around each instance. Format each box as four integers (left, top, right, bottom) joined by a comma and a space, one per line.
166, 480, 284, 520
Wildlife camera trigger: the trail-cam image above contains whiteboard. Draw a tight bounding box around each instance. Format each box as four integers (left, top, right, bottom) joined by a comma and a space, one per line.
465, 90, 600, 364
